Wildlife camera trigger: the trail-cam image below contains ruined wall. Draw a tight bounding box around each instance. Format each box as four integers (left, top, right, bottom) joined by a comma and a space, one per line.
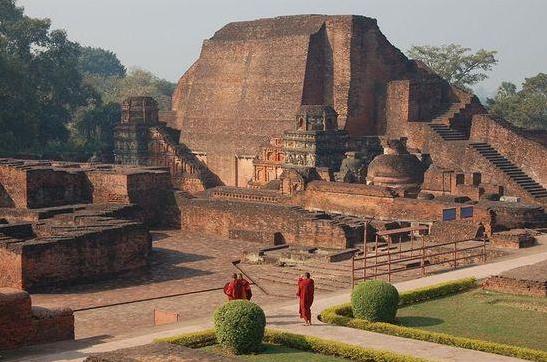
0, 164, 27, 208
385, 79, 450, 145
0, 221, 151, 291
181, 197, 354, 249
482, 276, 546, 297
172, 15, 412, 186
470, 114, 547, 187
0, 288, 33, 350
0, 288, 74, 350
290, 181, 491, 225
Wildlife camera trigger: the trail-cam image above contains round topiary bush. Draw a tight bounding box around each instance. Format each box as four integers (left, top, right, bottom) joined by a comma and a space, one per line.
351, 280, 399, 322
213, 300, 266, 354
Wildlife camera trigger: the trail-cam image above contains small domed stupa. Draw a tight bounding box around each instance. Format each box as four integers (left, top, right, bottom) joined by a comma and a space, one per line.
366, 138, 425, 187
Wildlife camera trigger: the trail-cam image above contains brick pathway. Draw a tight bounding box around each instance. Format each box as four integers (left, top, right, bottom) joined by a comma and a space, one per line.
32, 231, 292, 338
6, 239, 546, 362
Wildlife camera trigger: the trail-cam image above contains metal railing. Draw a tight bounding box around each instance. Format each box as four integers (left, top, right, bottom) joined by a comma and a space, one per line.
351, 237, 487, 287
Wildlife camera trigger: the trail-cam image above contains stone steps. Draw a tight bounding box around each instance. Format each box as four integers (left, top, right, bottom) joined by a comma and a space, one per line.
469, 142, 547, 199
429, 124, 468, 141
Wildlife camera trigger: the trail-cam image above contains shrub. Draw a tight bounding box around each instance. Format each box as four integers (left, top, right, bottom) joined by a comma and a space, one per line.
352, 280, 399, 322
213, 300, 266, 354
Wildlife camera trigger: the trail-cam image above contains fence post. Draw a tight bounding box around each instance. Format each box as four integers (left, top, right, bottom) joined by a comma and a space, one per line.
351, 254, 355, 289
482, 237, 487, 263
453, 240, 457, 269
387, 248, 392, 282
421, 236, 426, 276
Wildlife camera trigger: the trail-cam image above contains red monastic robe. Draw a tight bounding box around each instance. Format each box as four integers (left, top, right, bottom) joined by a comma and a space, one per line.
297, 278, 314, 321
224, 279, 246, 300
240, 279, 252, 300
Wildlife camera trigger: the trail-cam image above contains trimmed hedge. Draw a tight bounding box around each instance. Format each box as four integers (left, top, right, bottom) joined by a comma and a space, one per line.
352, 280, 399, 322
157, 328, 216, 348
213, 300, 266, 354
398, 277, 477, 306
319, 278, 547, 362
157, 328, 426, 362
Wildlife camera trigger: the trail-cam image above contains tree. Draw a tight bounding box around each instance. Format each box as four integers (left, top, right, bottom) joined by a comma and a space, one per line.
487, 73, 547, 130
85, 67, 176, 111
0, 0, 92, 155
78, 46, 126, 77
408, 44, 498, 89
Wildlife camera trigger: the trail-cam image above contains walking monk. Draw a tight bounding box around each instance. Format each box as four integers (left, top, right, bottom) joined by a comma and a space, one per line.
238, 273, 252, 300
224, 273, 245, 300
297, 272, 315, 325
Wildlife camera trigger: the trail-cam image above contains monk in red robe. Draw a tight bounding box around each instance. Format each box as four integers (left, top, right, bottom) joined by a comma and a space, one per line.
224, 273, 246, 300
297, 272, 314, 325
238, 273, 252, 300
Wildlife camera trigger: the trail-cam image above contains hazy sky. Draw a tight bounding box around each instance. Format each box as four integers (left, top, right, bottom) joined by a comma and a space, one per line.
18, 0, 546, 97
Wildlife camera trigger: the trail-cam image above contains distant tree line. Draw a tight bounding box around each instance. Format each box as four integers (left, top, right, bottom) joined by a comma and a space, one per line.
0, 0, 176, 161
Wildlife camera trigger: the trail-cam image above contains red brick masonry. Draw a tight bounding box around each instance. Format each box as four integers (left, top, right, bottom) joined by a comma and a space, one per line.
0, 288, 74, 350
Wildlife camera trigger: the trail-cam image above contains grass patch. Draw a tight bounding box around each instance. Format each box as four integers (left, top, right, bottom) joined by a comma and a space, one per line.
202, 343, 351, 361
319, 278, 547, 361
397, 288, 547, 351
157, 328, 426, 362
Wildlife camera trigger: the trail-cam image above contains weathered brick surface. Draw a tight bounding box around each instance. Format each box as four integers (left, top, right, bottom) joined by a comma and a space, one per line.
482, 276, 546, 297
490, 230, 536, 249
470, 115, 547, 187
0, 159, 174, 225
172, 15, 411, 186
30, 306, 75, 345
0, 288, 74, 350
181, 197, 357, 249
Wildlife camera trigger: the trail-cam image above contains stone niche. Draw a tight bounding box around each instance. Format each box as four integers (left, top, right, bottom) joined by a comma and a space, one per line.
283, 105, 348, 171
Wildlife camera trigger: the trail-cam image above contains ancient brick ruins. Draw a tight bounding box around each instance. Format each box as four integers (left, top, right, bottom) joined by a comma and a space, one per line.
1, 13, 547, 351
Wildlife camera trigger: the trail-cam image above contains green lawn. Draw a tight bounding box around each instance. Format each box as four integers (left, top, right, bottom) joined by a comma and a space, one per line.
202, 344, 350, 361
396, 288, 547, 351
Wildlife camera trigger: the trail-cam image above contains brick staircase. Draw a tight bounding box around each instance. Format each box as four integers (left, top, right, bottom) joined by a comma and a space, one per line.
469, 142, 547, 201
427, 87, 482, 141
428, 123, 468, 141
149, 126, 221, 188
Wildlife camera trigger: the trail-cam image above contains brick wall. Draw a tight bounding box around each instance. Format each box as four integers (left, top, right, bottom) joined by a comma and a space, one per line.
0, 288, 74, 350
289, 181, 490, 224
0, 221, 152, 291
0, 164, 27, 208
482, 276, 546, 297
172, 15, 412, 186
470, 114, 547, 187
0, 288, 33, 350
181, 197, 354, 249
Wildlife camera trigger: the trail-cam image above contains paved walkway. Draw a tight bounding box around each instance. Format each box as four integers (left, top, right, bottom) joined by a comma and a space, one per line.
5, 250, 547, 362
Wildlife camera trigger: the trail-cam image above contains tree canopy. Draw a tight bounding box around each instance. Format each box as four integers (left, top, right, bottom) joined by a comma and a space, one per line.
408, 43, 498, 89
0, 0, 176, 160
487, 73, 547, 130
78, 46, 126, 77
0, 0, 92, 154
84, 68, 176, 112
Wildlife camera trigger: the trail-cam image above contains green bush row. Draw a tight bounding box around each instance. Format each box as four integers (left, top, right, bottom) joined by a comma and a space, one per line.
156, 328, 426, 362
264, 330, 425, 362
398, 277, 477, 306
156, 328, 217, 348
319, 279, 547, 362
